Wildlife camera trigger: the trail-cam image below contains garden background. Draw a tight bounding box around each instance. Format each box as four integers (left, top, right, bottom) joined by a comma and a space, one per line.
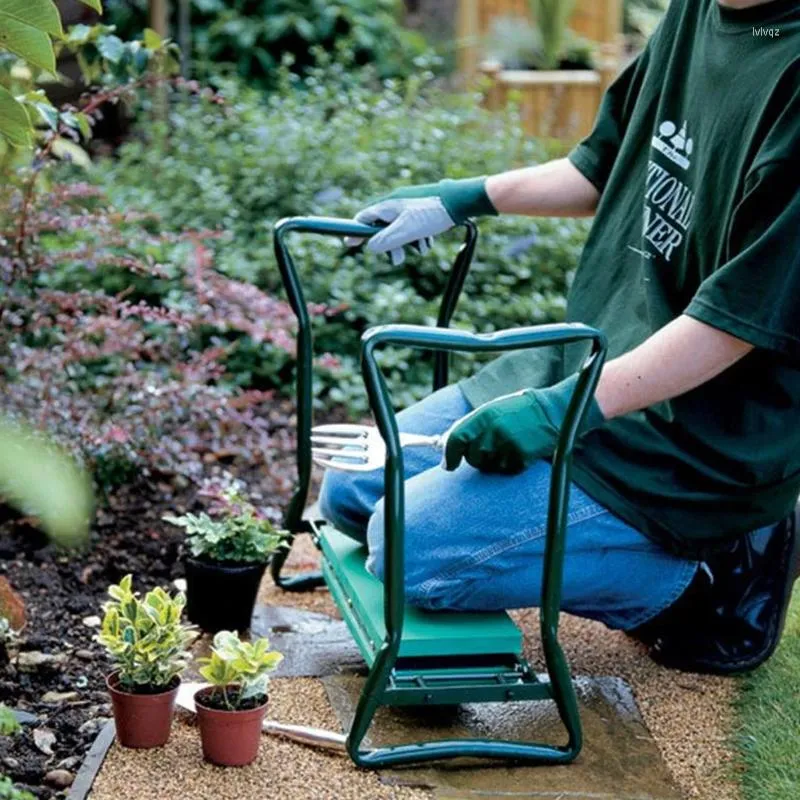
0, 2, 796, 799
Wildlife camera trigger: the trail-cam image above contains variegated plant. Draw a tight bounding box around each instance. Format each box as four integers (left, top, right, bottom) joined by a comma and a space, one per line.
198, 630, 283, 710
97, 575, 196, 692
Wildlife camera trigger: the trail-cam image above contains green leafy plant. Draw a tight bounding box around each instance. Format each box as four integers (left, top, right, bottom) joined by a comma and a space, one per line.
0, 419, 93, 547
0, 0, 98, 146
487, 4, 592, 71
529, 0, 578, 70
96, 575, 196, 692
96, 62, 587, 415
198, 630, 283, 710
0, 705, 19, 737
105, 0, 431, 88
0, 775, 33, 800
164, 489, 287, 564
624, 0, 669, 43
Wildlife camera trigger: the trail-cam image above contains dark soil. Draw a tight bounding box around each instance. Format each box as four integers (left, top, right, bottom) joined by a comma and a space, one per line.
194, 687, 266, 712
0, 465, 296, 798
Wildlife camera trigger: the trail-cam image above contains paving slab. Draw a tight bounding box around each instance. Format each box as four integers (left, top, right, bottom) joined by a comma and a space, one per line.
250, 604, 365, 677
323, 673, 683, 800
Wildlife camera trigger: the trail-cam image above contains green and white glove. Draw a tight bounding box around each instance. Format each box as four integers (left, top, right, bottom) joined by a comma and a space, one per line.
443, 374, 606, 474
352, 177, 498, 265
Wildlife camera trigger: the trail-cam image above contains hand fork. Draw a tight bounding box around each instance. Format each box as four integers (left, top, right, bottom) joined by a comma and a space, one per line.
311, 423, 446, 472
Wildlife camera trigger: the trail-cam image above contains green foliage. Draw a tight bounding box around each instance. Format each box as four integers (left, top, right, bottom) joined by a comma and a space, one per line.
97, 575, 196, 692
528, 0, 578, 70
198, 630, 283, 710
0, 418, 93, 548
485, 16, 593, 71
624, 0, 669, 43
0, 776, 34, 800
164, 490, 287, 564
97, 63, 587, 415
734, 588, 800, 800
0, 705, 20, 736
0, 0, 145, 148
105, 0, 431, 88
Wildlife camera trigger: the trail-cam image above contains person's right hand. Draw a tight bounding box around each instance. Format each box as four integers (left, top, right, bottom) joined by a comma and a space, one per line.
349, 177, 497, 265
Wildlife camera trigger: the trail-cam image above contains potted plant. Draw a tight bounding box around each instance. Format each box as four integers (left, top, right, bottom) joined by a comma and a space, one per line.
458, 0, 623, 140
164, 489, 287, 633
194, 630, 283, 767
97, 575, 196, 749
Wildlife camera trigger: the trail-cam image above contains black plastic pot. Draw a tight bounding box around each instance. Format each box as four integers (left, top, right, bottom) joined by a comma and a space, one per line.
184, 557, 267, 633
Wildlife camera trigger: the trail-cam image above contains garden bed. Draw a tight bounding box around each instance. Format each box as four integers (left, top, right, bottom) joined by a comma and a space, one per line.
0, 444, 301, 798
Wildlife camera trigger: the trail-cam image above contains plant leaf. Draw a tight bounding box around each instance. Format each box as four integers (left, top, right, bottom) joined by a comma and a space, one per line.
0, 85, 31, 146
0, 14, 56, 73
0, 0, 62, 37
77, 0, 103, 13
0, 417, 92, 544
143, 27, 162, 50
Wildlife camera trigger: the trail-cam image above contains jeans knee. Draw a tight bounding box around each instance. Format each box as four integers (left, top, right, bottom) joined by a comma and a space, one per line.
318, 469, 369, 542
366, 500, 439, 606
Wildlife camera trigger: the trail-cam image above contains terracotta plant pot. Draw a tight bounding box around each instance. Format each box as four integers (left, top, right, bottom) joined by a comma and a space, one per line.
106, 672, 179, 748
184, 557, 266, 633
194, 686, 268, 766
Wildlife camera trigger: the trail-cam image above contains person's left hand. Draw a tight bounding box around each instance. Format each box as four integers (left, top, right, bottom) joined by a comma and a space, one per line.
443, 375, 606, 474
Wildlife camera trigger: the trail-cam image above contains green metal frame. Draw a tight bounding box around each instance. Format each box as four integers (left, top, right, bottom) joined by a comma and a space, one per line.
271, 216, 607, 768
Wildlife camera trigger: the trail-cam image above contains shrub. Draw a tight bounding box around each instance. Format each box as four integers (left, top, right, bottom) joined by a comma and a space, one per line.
163, 487, 287, 563
0, 178, 315, 492
105, 0, 430, 88
198, 630, 283, 710
97, 62, 589, 414
97, 574, 196, 692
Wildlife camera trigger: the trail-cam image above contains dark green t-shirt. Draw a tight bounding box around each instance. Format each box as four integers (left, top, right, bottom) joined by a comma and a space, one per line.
460, 0, 800, 557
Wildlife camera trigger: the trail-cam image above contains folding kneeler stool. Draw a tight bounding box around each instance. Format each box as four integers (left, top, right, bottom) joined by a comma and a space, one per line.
272, 217, 607, 768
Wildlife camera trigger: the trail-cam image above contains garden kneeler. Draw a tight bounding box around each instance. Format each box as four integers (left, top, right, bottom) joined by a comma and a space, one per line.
270, 216, 607, 768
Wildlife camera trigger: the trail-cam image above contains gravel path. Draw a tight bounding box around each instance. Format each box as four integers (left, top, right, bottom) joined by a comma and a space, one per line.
90, 534, 741, 800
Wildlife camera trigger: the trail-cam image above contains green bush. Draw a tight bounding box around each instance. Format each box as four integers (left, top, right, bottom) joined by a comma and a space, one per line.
105, 0, 430, 88
96, 63, 589, 414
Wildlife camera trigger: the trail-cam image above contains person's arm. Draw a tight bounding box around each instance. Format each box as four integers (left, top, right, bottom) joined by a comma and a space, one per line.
594, 314, 753, 419
485, 158, 600, 218
444, 316, 754, 473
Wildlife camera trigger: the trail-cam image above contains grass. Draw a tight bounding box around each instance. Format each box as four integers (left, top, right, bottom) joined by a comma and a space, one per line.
734, 586, 800, 800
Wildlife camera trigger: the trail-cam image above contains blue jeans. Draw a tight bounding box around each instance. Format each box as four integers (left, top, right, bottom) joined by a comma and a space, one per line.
319, 384, 699, 631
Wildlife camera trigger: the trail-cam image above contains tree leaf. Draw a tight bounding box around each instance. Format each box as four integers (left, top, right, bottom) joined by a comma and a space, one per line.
97, 33, 123, 62
0, 0, 62, 37
143, 27, 162, 50
77, 0, 103, 13
0, 85, 31, 146
0, 15, 56, 73
51, 137, 92, 168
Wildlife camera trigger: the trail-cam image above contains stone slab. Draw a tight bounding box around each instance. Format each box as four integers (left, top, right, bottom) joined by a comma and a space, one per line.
250, 604, 365, 677
323, 674, 683, 800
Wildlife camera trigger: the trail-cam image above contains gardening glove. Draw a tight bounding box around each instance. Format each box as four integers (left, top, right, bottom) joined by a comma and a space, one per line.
350, 177, 498, 265
443, 374, 606, 474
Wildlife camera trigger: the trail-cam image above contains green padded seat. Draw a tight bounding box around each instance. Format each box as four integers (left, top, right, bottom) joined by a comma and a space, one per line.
319, 525, 523, 664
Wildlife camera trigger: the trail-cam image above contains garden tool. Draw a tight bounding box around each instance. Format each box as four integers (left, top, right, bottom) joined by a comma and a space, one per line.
311, 423, 447, 472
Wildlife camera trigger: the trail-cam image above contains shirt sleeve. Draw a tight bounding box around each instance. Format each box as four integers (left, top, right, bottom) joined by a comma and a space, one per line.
567, 46, 652, 193
685, 162, 800, 358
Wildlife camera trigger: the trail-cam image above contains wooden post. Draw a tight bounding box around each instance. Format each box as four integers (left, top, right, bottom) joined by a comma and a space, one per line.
456, 0, 480, 79
150, 0, 169, 38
